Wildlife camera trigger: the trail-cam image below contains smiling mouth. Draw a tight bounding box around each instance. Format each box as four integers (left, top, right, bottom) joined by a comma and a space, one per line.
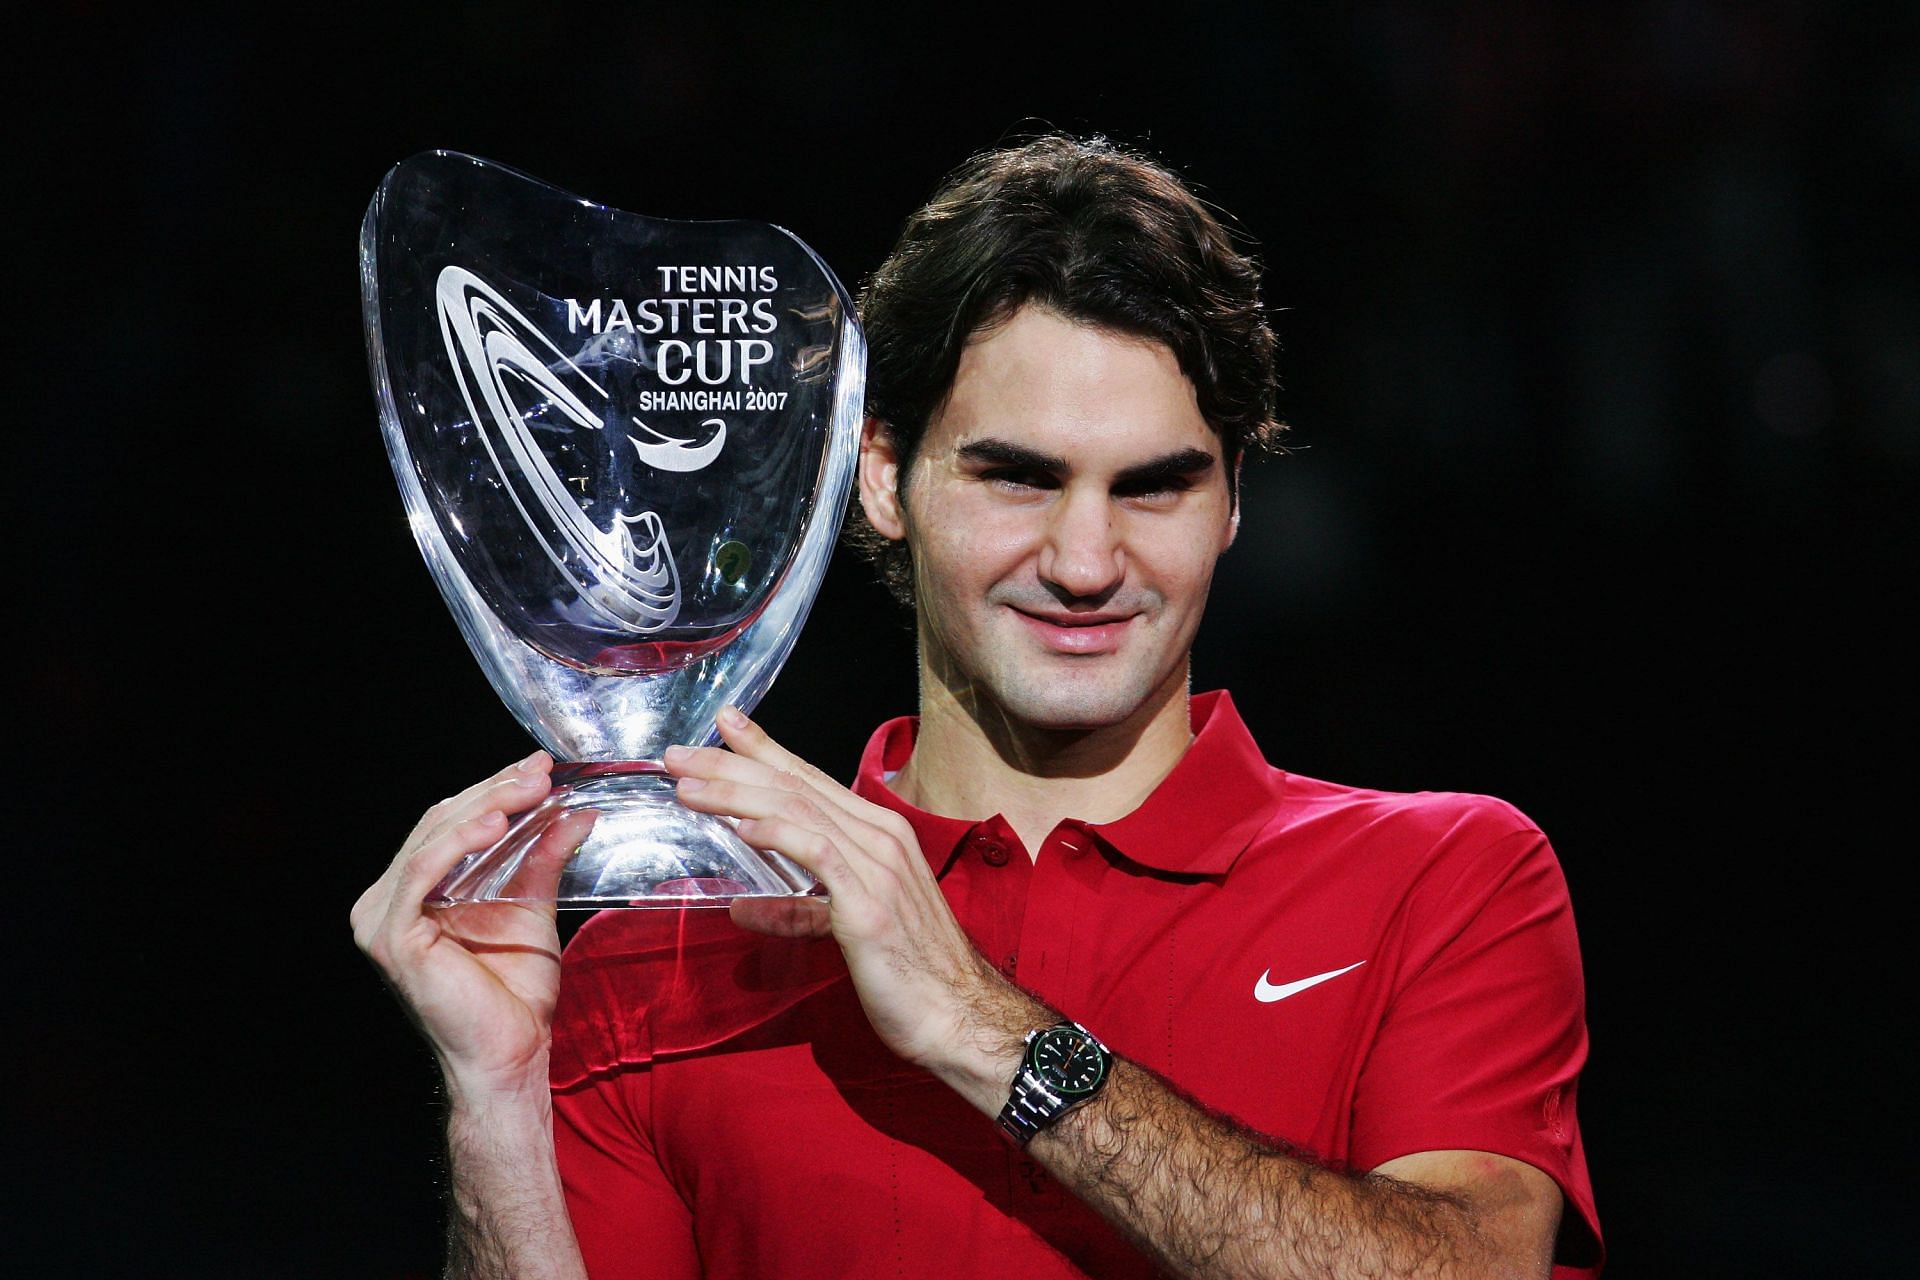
1009, 607, 1138, 655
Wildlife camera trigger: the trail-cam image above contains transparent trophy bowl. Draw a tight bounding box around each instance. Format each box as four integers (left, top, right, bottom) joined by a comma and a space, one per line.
360, 151, 864, 908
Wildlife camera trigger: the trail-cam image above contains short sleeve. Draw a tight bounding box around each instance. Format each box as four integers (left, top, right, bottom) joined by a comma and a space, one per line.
553, 1064, 701, 1280
1350, 826, 1603, 1274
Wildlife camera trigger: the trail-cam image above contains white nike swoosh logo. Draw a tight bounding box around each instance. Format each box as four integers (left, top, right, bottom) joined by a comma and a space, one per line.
1255, 961, 1366, 1004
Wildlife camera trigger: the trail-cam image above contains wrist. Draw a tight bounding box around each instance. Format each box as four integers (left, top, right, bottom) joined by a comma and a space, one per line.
919, 975, 1053, 1116
443, 1075, 561, 1194
440, 1051, 554, 1121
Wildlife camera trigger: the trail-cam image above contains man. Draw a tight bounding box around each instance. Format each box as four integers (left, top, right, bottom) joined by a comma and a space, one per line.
354, 135, 1601, 1278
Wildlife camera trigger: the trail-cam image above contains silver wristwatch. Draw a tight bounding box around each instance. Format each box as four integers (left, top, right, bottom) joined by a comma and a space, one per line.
996, 1021, 1113, 1146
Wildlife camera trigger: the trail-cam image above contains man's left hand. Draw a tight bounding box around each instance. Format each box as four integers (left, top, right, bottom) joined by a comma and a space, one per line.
664, 707, 1037, 1087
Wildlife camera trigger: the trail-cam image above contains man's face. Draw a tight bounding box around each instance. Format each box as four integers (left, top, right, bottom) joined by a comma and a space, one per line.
862, 305, 1239, 732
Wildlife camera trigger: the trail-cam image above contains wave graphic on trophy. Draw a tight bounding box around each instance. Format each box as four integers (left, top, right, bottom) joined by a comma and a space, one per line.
360, 152, 864, 907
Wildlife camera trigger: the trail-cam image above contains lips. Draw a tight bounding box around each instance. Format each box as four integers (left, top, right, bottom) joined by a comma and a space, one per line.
1009, 607, 1137, 655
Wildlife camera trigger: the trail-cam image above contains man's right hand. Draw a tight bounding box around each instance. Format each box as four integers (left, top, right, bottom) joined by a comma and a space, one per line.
350, 750, 594, 1099
353, 751, 596, 1279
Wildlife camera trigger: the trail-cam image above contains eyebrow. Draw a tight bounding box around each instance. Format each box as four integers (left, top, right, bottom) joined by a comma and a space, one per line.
956, 438, 1217, 488
1114, 447, 1217, 490
955, 438, 1069, 472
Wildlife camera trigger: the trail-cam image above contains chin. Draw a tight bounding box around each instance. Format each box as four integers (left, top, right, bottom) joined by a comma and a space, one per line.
987, 665, 1170, 733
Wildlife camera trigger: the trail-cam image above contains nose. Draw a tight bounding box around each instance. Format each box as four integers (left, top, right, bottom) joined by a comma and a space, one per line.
1038, 485, 1124, 600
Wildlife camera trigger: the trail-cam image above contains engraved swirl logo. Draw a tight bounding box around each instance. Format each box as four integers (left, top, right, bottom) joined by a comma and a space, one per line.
435, 266, 724, 634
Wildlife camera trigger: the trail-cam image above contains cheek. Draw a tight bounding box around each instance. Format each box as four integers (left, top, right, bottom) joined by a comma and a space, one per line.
1129, 521, 1228, 607
914, 495, 1040, 579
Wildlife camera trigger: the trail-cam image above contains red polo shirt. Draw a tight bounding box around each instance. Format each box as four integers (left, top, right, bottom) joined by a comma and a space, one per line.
551, 691, 1601, 1277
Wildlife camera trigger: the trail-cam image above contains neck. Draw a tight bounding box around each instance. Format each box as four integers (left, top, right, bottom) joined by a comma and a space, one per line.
892, 657, 1195, 856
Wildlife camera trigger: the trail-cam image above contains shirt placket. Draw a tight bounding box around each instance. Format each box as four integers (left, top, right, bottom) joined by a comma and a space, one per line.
949, 815, 1031, 979
1005, 819, 1106, 1225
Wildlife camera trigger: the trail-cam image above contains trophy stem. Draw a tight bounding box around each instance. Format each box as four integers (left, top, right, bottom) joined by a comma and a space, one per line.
427, 763, 819, 909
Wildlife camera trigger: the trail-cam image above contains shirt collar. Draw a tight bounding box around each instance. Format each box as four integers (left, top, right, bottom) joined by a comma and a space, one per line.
850, 690, 1286, 879
852, 717, 982, 878
1087, 690, 1287, 875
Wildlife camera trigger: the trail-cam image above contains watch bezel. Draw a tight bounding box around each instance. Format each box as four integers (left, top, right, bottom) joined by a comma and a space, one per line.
1028, 1023, 1111, 1099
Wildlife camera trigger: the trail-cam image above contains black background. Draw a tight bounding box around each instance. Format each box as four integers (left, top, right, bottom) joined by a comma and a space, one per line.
22, 3, 1914, 1275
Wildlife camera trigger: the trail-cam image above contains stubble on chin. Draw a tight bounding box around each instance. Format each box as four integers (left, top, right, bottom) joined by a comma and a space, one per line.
988, 664, 1151, 733
949, 625, 1183, 738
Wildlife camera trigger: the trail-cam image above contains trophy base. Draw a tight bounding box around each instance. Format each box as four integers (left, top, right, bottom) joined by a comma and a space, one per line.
428, 763, 819, 909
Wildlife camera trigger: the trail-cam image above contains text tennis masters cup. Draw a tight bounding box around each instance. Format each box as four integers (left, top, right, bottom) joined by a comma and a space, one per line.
362, 151, 864, 907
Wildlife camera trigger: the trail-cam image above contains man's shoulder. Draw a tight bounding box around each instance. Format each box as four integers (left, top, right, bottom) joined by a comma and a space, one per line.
1274, 769, 1542, 844
1175, 692, 1552, 885
1240, 767, 1556, 901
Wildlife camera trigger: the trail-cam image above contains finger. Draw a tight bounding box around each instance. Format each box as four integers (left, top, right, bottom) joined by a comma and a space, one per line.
668, 716, 888, 834
731, 813, 868, 904
729, 896, 832, 939
665, 744, 847, 828
358, 756, 553, 933
712, 706, 829, 785
404, 751, 553, 854
661, 742, 791, 788
392, 808, 513, 910
678, 772, 913, 887
675, 773, 894, 894
709, 711, 915, 849
673, 774, 842, 829
355, 803, 516, 958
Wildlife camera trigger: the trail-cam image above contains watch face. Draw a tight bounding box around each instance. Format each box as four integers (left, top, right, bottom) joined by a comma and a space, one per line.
1031, 1026, 1110, 1098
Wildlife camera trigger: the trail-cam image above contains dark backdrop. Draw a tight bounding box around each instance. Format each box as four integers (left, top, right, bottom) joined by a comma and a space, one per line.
22, 3, 1913, 1275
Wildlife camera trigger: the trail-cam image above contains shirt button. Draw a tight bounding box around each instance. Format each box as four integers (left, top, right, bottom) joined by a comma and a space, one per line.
979, 838, 1009, 866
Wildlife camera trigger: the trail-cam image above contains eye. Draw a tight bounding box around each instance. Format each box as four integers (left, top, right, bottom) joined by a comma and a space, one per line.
982, 468, 1058, 493
1113, 475, 1194, 504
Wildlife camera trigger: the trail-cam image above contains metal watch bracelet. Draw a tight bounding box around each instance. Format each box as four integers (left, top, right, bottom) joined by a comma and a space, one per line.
997, 1067, 1064, 1145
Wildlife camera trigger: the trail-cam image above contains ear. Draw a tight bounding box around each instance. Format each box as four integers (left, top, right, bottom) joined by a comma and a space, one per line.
1223, 450, 1244, 550
858, 416, 908, 540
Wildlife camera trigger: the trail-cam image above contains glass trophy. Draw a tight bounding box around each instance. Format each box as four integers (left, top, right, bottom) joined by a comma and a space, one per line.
360, 151, 864, 908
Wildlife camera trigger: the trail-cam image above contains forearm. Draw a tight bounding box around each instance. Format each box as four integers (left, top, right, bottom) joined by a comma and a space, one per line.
1034, 1059, 1490, 1280
929, 988, 1505, 1280
440, 1073, 586, 1280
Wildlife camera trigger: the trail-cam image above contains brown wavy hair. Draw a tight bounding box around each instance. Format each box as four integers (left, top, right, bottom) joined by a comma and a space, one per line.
847, 134, 1285, 607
